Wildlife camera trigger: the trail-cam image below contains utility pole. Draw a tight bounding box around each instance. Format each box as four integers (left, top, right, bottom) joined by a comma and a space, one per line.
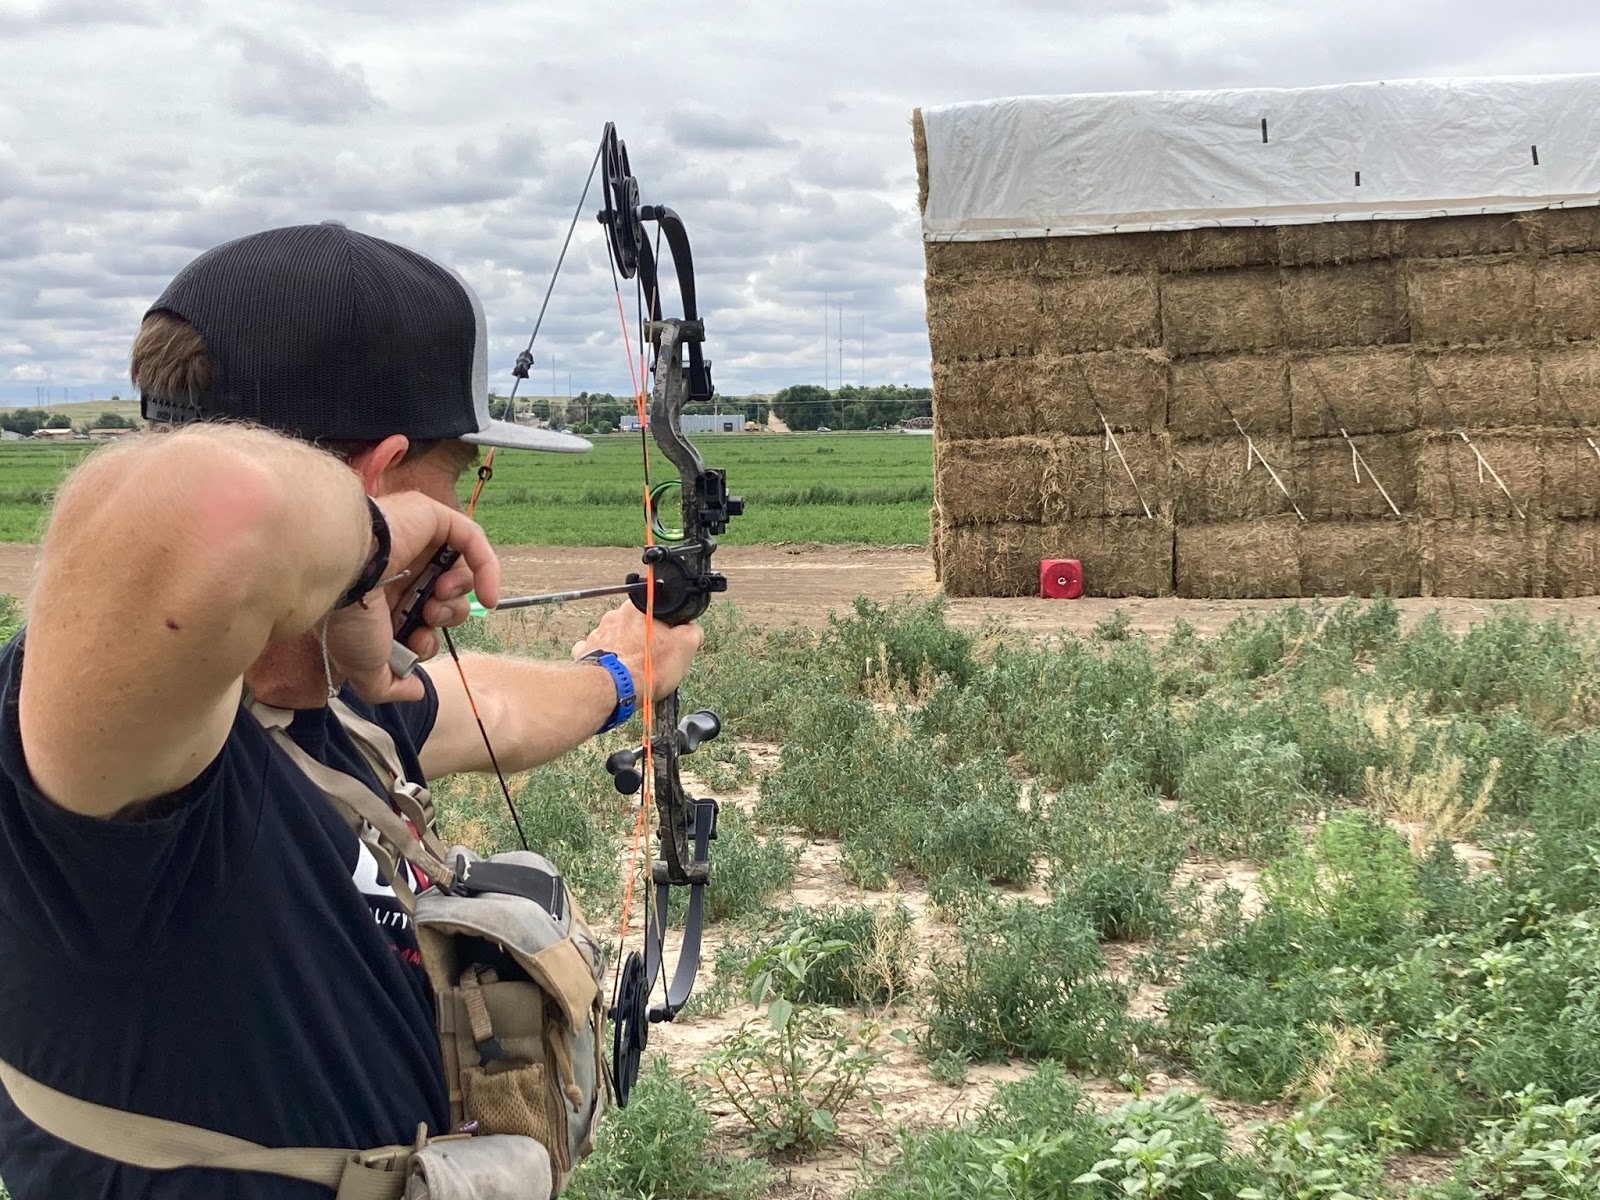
823, 291, 830, 390
861, 315, 866, 387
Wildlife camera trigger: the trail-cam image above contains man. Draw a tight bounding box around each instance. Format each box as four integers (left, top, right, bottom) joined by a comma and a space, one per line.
0, 222, 703, 1197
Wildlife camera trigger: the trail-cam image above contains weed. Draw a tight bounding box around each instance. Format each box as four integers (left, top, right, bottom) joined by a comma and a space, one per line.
1177, 732, 1310, 860
1093, 608, 1134, 641
1074, 1086, 1236, 1198
824, 596, 976, 693
1047, 765, 1186, 940
1454, 1087, 1600, 1199
923, 893, 1129, 1068
565, 1058, 772, 1200
1236, 1102, 1385, 1200
697, 933, 898, 1152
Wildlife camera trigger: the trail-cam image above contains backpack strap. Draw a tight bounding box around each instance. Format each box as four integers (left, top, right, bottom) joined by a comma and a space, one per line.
246, 696, 456, 906
0, 1056, 414, 1199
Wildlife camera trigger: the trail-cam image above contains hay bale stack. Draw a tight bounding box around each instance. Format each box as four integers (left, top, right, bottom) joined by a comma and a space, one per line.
1545, 519, 1600, 596
1048, 517, 1175, 597
1297, 435, 1416, 519
917, 106, 1600, 598
1299, 521, 1420, 597
1414, 432, 1542, 519
1172, 437, 1298, 522
1421, 519, 1544, 598
1177, 518, 1299, 598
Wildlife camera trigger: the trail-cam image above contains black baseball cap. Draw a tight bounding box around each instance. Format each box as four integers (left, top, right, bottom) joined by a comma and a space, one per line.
141, 222, 591, 453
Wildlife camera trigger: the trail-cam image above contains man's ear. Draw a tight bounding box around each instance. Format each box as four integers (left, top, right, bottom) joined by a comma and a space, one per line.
349, 435, 411, 494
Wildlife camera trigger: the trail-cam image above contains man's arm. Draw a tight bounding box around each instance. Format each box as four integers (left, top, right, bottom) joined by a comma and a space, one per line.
18, 426, 500, 818
20, 427, 376, 816
418, 605, 704, 778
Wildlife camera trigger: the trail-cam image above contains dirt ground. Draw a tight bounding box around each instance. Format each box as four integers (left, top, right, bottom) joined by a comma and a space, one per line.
6, 541, 1596, 638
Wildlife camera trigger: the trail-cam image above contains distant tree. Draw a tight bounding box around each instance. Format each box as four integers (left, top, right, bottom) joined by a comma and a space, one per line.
92, 411, 135, 429
0, 408, 75, 436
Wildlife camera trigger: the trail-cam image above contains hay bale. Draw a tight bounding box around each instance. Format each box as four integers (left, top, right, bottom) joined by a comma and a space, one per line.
1281, 262, 1409, 349
1298, 434, 1417, 518
1534, 254, 1600, 343
932, 358, 1041, 441
1415, 350, 1540, 429
1541, 433, 1600, 518
1045, 232, 1170, 275
1277, 221, 1403, 266
1161, 267, 1283, 354
1421, 518, 1540, 598
1538, 343, 1600, 428
936, 437, 1053, 526
1045, 433, 1172, 520
1298, 520, 1421, 596
1034, 351, 1167, 435
1545, 519, 1600, 596
924, 238, 1054, 281
1168, 354, 1291, 438
929, 505, 944, 580
1172, 436, 1300, 521
1413, 431, 1541, 519
1290, 349, 1418, 436
1037, 271, 1161, 353
1176, 518, 1300, 598
1157, 227, 1279, 273
1045, 516, 1174, 596
925, 276, 1046, 360
1399, 213, 1529, 258
1407, 257, 1536, 345
1537, 206, 1600, 255
939, 522, 1052, 597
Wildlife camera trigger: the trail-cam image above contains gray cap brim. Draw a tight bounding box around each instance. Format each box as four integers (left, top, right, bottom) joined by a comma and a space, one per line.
461, 418, 592, 453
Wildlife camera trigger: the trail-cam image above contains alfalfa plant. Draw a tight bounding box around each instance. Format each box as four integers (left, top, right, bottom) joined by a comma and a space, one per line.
923, 893, 1129, 1069
696, 932, 900, 1153
1046, 764, 1186, 940
565, 1059, 771, 1200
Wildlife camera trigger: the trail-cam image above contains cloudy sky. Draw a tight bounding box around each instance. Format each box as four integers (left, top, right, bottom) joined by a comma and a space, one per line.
1, 0, 1596, 407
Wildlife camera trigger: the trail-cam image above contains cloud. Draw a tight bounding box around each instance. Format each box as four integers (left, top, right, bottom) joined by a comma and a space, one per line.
0, 0, 1596, 403
224, 27, 382, 124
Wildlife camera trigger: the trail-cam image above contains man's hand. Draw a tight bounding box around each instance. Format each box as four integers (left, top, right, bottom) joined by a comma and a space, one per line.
569, 603, 703, 701
323, 492, 500, 704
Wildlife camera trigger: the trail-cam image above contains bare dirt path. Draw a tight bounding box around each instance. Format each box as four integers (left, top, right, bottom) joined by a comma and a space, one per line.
4, 541, 1596, 636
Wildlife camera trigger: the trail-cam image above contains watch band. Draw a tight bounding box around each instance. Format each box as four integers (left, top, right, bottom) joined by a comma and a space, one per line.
333, 496, 391, 611
581, 650, 636, 733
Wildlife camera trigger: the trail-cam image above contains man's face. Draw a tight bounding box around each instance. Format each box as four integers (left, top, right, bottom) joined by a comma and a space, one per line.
389, 440, 481, 512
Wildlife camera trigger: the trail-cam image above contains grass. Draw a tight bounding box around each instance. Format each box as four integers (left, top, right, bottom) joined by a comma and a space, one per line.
0, 431, 933, 545
18, 588, 1600, 1198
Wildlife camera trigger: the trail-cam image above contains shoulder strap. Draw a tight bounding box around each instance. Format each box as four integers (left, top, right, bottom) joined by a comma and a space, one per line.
0, 1056, 412, 1199
245, 696, 456, 901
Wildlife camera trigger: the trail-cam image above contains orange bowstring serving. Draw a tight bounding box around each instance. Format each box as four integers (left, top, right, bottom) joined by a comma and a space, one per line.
613, 286, 657, 951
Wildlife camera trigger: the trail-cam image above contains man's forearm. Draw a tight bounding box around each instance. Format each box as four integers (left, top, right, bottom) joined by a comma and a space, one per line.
421, 652, 624, 778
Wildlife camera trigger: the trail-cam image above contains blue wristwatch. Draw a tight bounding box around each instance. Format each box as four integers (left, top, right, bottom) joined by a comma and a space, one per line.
581, 650, 636, 734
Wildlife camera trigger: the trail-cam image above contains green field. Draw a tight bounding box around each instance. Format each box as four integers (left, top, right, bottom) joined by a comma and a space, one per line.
0, 432, 933, 545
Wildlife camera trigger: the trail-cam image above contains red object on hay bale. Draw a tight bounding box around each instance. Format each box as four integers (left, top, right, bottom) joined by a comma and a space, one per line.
1040, 558, 1083, 599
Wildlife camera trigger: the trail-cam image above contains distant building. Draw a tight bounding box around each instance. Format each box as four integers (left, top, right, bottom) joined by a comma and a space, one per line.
89, 428, 139, 441
620, 414, 744, 435
30, 428, 76, 440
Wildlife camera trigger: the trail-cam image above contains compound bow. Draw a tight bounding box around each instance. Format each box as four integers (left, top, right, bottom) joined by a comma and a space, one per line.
421, 123, 741, 1107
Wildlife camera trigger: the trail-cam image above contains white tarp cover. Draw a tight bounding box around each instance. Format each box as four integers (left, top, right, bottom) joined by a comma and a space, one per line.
920, 76, 1600, 241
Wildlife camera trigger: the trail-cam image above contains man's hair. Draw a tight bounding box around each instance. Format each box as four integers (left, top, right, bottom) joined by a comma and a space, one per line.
130, 312, 437, 464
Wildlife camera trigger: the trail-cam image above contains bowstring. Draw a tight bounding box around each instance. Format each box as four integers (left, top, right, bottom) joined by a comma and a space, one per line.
434, 137, 608, 856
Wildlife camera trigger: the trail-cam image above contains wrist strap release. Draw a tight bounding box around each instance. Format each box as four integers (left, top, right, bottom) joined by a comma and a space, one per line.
581, 651, 636, 734
333, 496, 390, 611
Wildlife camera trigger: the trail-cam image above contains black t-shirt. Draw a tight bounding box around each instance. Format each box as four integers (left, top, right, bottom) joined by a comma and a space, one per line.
0, 635, 451, 1198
